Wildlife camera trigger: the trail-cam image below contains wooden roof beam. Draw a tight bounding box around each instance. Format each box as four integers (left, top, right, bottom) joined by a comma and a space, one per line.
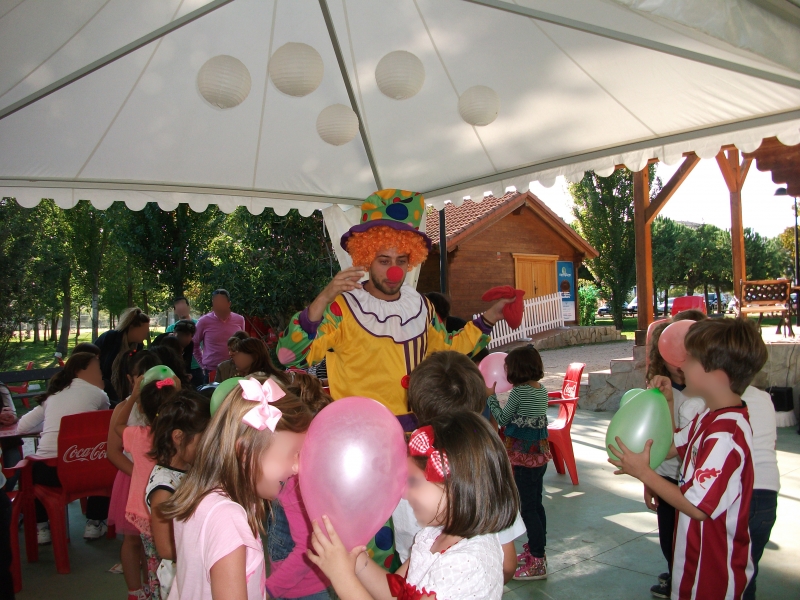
645, 153, 700, 224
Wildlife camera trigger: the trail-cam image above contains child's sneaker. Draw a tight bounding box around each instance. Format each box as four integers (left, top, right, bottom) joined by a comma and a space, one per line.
650, 580, 670, 598
83, 519, 107, 540
658, 572, 670, 584
37, 522, 51, 545
514, 555, 547, 580
516, 543, 530, 565
127, 589, 148, 600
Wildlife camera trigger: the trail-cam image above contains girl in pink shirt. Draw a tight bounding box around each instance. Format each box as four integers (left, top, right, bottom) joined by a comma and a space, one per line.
162, 376, 314, 600
116, 366, 181, 600
265, 373, 333, 600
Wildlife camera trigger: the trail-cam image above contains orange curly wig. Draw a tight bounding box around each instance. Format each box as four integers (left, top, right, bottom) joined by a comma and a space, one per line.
347, 226, 429, 269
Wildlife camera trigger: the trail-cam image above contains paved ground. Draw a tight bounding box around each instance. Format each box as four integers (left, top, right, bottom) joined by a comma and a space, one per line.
17, 407, 799, 600
539, 340, 634, 390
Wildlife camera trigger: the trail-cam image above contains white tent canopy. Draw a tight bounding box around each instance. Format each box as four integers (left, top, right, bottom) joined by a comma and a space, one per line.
1, 0, 800, 219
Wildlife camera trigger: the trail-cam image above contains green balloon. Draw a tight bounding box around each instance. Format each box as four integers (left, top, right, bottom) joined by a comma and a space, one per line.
606, 388, 673, 470
619, 388, 645, 410
210, 377, 244, 416
140, 365, 177, 388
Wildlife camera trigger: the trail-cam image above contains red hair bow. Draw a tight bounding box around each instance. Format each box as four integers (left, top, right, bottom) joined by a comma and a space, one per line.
408, 425, 450, 483
155, 378, 175, 389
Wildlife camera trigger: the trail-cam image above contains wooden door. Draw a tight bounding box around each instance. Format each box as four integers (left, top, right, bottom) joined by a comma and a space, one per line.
513, 254, 558, 299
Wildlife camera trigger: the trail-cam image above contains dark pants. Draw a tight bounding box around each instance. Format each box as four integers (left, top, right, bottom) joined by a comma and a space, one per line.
656, 476, 679, 578
0, 490, 14, 599
190, 368, 204, 389
0, 439, 22, 492
32, 463, 109, 523
744, 489, 778, 600
514, 463, 547, 558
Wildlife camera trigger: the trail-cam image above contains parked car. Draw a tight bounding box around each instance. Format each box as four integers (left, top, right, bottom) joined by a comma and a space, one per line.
626, 296, 674, 316
597, 302, 626, 317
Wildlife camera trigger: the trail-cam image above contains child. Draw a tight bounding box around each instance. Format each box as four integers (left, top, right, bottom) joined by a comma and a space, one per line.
265, 372, 334, 600
645, 311, 707, 599
161, 376, 314, 600
146, 390, 211, 599
115, 367, 181, 600
216, 332, 250, 383
610, 318, 768, 600
308, 411, 519, 599
107, 351, 161, 600
486, 345, 551, 580
404, 351, 526, 583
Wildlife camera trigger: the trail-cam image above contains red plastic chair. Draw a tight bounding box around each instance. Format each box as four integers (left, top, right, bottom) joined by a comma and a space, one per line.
6, 362, 34, 395
27, 410, 117, 574
671, 295, 706, 316
547, 363, 585, 485
3, 451, 34, 594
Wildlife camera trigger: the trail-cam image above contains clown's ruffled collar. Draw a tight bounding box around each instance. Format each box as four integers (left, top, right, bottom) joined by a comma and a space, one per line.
342, 285, 428, 343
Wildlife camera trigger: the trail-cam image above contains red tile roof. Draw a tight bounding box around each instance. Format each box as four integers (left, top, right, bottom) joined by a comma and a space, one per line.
425, 192, 518, 246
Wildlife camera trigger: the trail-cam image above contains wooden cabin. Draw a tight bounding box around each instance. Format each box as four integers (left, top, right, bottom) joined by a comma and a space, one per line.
418, 191, 598, 325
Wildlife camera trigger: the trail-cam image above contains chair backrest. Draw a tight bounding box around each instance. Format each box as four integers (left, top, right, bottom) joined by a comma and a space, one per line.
55, 410, 117, 500
561, 363, 585, 399
742, 279, 791, 305
671, 295, 706, 316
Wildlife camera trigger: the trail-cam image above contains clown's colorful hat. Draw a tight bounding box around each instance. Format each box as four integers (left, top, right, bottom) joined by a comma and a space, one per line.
340, 189, 432, 252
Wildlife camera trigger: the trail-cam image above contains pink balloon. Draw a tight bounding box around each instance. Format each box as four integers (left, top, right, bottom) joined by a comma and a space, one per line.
658, 320, 695, 367
479, 352, 512, 394
298, 397, 407, 551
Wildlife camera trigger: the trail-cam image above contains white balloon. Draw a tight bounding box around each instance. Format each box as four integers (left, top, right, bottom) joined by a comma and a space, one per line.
375, 51, 425, 100
458, 85, 500, 126
197, 55, 251, 109
316, 104, 359, 146
269, 42, 324, 97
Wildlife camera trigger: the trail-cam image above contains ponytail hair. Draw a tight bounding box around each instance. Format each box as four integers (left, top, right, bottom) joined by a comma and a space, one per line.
139, 379, 180, 425
149, 390, 211, 466
111, 307, 150, 398
41, 352, 98, 402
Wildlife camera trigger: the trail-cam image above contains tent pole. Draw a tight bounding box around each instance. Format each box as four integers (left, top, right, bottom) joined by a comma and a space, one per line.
462, 0, 800, 90
318, 0, 383, 190
439, 208, 448, 295
0, 0, 238, 122
716, 149, 748, 304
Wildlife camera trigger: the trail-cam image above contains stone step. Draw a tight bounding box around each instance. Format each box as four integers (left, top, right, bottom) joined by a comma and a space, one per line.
610, 357, 636, 373
588, 369, 611, 390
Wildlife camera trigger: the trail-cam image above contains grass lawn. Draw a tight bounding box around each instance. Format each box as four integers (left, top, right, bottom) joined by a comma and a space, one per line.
3, 328, 169, 374
593, 314, 785, 341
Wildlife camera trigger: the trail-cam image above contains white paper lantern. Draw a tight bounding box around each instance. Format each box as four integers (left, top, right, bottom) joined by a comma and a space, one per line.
458, 85, 500, 126
375, 51, 425, 100
269, 42, 324, 97
316, 104, 359, 146
197, 55, 251, 109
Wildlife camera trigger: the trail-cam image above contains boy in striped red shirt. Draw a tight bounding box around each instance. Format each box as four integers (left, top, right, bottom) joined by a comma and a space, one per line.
609, 319, 767, 600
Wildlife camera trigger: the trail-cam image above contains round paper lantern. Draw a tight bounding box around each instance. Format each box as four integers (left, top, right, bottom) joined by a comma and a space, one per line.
317, 104, 359, 146
458, 85, 500, 126
269, 42, 324, 97
197, 55, 251, 109
375, 51, 425, 100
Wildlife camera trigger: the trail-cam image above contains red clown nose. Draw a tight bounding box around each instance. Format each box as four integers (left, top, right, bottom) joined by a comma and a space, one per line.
386, 266, 405, 284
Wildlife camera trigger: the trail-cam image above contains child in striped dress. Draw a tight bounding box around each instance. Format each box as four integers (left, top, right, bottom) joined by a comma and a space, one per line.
487, 345, 551, 580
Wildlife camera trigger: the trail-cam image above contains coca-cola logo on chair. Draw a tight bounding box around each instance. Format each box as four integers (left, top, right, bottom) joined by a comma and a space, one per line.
563, 381, 577, 398
63, 442, 107, 463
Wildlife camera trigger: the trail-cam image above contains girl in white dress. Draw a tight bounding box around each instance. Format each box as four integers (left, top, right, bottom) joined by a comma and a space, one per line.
308, 411, 519, 600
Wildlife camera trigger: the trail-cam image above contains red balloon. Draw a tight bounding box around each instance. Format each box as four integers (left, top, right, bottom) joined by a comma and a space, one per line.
657, 320, 695, 367
386, 266, 405, 284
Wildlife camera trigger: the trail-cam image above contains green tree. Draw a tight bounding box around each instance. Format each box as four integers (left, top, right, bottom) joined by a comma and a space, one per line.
570, 165, 659, 329
745, 228, 787, 281
652, 217, 691, 313
210, 208, 335, 330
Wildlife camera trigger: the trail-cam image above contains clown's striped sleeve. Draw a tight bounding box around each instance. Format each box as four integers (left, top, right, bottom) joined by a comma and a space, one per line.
276, 301, 343, 368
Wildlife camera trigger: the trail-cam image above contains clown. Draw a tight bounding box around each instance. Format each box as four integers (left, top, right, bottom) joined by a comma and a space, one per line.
277, 189, 513, 424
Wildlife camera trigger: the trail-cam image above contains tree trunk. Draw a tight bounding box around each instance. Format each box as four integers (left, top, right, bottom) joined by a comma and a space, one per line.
126, 260, 134, 308
91, 286, 100, 341
50, 313, 58, 343
653, 288, 658, 318
43, 318, 48, 342
33, 311, 40, 343
715, 283, 723, 313
57, 273, 72, 355
663, 289, 668, 317
142, 289, 149, 316
75, 305, 81, 342
703, 284, 710, 315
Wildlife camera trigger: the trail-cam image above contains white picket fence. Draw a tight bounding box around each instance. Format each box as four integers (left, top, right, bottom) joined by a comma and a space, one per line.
475, 292, 565, 349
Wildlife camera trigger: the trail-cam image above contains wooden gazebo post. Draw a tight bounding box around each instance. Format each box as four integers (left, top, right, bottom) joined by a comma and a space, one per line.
715, 148, 752, 303
632, 154, 701, 345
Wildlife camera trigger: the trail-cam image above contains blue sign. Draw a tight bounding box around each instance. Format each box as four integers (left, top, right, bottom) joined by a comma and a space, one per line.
557, 261, 574, 301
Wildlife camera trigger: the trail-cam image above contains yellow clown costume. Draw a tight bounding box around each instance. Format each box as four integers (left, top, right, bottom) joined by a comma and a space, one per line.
276, 189, 494, 419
